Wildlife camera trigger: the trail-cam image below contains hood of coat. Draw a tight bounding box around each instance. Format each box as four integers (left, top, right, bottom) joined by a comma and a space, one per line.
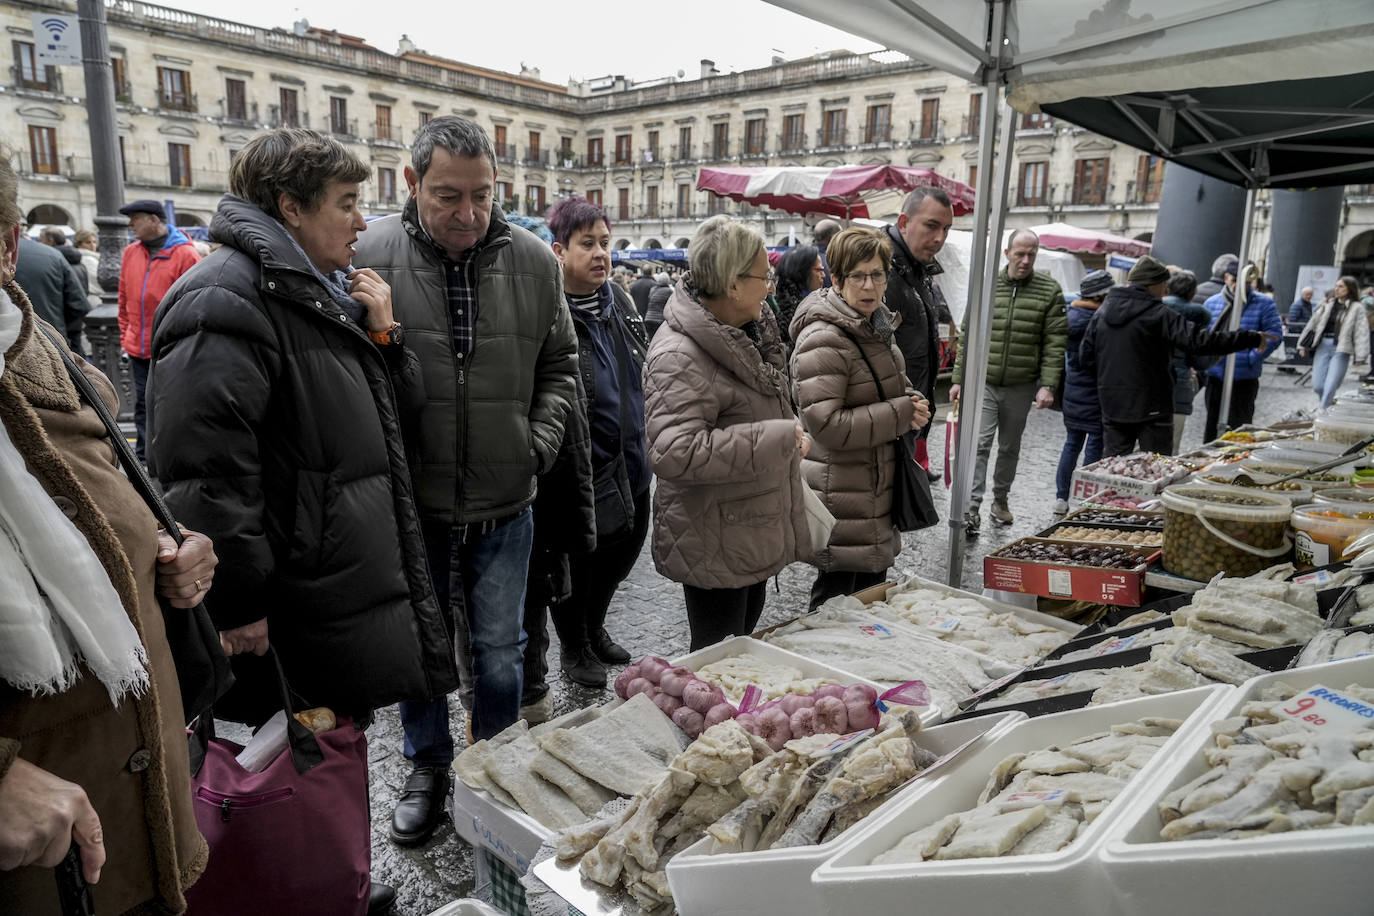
1069, 298, 1102, 311
1099, 283, 1160, 328
209, 195, 326, 282
789, 285, 901, 341
884, 223, 943, 280
663, 278, 788, 396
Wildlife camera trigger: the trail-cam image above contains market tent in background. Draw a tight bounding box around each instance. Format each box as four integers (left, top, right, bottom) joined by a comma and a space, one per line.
928, 230, 1084, 327
763, 0, 1374, 586
1028, 222, 1151, 258
695, 164, 976, 219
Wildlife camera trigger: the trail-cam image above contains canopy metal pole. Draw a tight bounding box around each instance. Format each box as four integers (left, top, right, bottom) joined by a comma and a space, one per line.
946, 0, 1012, 587
1216, 185, 1259, 432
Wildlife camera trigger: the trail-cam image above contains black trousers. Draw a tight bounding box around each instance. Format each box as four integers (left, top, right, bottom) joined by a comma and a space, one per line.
549, 488, 651, 655
1102, 420, 1174, 458
130, 355, 150, 462
683, 581, 767, 651
809, 569, 888, 612
1203, 375, 1259, 442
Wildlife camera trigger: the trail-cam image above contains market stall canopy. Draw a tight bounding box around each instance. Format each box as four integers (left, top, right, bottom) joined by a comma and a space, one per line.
1028, 222, 1150, 257
695, 164, 975, 219
762, 0, 1374, 188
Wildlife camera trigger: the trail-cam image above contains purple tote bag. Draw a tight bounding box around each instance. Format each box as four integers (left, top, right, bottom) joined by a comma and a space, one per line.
183, 653, 370, 916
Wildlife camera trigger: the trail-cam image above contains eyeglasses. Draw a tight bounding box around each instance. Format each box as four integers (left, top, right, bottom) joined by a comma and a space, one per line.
844, 270, 888, 287
740, 270, 777, 287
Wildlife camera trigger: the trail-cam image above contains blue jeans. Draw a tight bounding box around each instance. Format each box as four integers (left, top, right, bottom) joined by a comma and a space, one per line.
1311, 340, 1350, 409
399, 509, 534, 760
1055, 426, 1104, 501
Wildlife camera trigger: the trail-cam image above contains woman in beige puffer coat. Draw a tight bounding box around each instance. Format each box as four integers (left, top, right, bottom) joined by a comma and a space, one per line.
644, 216, 813, 650
790, 227, 930, 610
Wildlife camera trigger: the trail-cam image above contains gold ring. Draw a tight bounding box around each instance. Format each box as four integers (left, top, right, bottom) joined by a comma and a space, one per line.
194, 578, 203, 592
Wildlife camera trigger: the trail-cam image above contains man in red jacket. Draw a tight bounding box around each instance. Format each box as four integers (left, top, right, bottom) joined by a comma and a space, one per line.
117, 199, 199, 460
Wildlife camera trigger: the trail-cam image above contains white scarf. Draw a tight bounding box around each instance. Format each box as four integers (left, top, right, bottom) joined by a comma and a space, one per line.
0, 289, 149, 703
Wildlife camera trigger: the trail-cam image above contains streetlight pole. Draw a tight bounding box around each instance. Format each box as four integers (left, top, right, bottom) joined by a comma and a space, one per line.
76, 0, 123, 299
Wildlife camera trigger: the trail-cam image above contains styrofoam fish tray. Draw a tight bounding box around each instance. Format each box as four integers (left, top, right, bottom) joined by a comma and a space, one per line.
425, 899, 503, 916
860, 574, 1085, 637
810, 686, 1234, 915
1098, 655, 1374, 916
663, 711, 1026, 916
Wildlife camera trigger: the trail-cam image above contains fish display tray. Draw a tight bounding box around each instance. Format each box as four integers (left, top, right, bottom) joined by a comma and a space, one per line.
811, 687, 1233, 916
983, 538, 1160, 607
661, 712, 1025, 916
850, 575, 1085, 639
1098, 656, 1374, 916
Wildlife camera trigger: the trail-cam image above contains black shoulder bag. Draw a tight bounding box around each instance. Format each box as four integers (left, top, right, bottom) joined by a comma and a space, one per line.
839, 328, 940, 532
38, 325, 234, 724
591, 311, 637, 539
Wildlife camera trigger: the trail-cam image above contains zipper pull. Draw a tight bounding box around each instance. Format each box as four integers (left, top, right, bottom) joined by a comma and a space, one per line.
457, 366, 466, 386
220, 798, 232, 822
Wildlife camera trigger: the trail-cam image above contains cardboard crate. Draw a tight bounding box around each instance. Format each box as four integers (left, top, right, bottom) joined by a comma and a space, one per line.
984, 537, 1159, 607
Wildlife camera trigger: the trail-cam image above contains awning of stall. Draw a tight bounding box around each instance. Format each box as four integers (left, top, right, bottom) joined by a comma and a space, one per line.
1028, 222, 1151, 257
695, 164, 976, 219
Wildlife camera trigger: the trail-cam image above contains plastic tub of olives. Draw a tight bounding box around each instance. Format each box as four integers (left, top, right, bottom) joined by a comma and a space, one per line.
1159, 484, 1292, 580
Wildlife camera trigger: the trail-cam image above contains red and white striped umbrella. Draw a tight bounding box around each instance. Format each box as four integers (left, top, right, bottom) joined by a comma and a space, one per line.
1028, 221, 1151, 257
696, 164, 975, 219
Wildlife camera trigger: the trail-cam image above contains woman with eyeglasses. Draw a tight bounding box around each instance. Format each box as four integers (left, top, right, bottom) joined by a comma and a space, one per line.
790, 227, 931, 610
643, 215, 814, 650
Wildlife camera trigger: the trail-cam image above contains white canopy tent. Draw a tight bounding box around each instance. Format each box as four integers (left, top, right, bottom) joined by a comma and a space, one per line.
764, 0, 1374, 586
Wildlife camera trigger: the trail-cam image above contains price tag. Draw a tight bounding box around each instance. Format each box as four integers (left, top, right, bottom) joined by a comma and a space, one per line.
1043, 673, 1074, 687
1292, 569, 1339, 587
999, 789, 1068, 811
813, 728, 875, 757
858, 623, 895, 639
927, 616, 961, 633
1093, 634, 1137, 657
1274, 685, 1374, 732
961, 669, 1023, 706
1047, 568, 1073, 597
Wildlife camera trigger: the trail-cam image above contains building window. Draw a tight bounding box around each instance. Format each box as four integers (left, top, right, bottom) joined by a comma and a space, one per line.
377, 167, 396, 204
158, 66, 193, 111
168, 142, 192, 187
865, 104, 891, 144
1021, 110, 1051, 130
560, 135, 574, 164
28, 125, 58, 175
1018, 161, 1048, 206
677, 126, 692, 160
707, 193, 728, 215
526, 184, 546, 214
969, 164, 978, 189
13, 41, 55, 91
822, 109, 846, 147
711, 122, 729, 159
745, 118, 766, 155
1072, 157, 1109, 205
967, 93, 982, 137
418, 109, 432, 127
919, 98, 940, 140
587, 188, 602, 207
1136, 154, 1166, 204
496, 180, 513, 209
527, 130, 541, 164
618, 187, 630, 221
111, 57, 130, 100
646, 184, 658, 216
645, 130, 659, 161
677, 183, 691, 217
225, 78, 246, 121
782, 113, 805, 151
614, 133, 632, 165
375, 105, 392, 141
587, 136, 604, 166
329, 97, 348, 135
494, 124, 512, 160
279, 88, 299, 127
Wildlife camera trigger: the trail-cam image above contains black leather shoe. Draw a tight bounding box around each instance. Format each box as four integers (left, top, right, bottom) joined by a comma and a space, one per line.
561, 646, 607, 688
389, 767, 451, 847
367, 880, 396, 915
589, 628, 631, 665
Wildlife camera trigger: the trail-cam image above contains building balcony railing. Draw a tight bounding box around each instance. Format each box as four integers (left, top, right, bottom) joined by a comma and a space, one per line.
523, 149, 550, 167
741, 139, 769, 160
640, 147, 660, 164
704, 141, 732, 161
157, 89, 197, 113
910, 120, 944, 145
1347, 184, 1374, 201
669, 144, 696, 163
585, 152, 605, 167
777, 133, 808, 154
494, 142, 516, 162
612, 151, 635, 167
556, 152, 579, 168
11, 65, 62, 93
114, 79, 133, 103
959, 115, 982, 139
861, 124, 892, 145
815, 127, 849, 151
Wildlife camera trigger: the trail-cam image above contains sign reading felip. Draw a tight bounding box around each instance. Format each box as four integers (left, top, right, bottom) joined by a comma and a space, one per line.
31, 13, 82, 67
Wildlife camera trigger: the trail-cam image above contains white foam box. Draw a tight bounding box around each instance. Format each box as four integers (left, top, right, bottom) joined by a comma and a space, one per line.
425, 899, 503, 916
809, 686, 1234, 915
664, 710, 1026, 916
858, 576, 1084, 645
1097, 655, 1374, 916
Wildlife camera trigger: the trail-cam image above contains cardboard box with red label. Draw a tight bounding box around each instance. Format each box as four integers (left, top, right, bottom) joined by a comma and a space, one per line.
983, 537, 1160, 606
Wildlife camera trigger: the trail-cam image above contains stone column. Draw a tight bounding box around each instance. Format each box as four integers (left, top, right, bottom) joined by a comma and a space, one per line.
1268, 187, 1345, 308
1149, 163, 1247, 281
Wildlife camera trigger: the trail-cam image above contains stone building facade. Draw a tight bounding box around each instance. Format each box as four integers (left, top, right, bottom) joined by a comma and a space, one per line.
4, 0, 1372, 276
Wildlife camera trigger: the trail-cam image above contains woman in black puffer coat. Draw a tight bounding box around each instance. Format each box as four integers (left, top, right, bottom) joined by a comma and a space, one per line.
147, 128, 458, 718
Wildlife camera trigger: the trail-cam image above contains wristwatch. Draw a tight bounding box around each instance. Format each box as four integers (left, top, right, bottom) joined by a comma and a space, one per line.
369, 321, 404, 346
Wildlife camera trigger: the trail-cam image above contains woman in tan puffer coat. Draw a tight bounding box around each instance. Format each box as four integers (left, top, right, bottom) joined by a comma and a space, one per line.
790, 227, 931, 610
644, 216, 813, 650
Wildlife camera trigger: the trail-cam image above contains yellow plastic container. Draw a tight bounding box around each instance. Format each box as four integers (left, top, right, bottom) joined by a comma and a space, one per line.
1291, 503, 1374, 568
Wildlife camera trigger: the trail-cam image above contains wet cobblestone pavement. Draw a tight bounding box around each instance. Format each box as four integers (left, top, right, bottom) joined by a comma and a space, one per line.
367, 364, 1319, 914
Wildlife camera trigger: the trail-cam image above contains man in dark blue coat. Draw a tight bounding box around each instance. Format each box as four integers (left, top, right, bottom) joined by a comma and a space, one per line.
1053, 269, 1112, 514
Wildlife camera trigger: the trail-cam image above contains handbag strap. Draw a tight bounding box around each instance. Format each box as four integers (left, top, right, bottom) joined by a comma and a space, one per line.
839, 327, 890, 403
35, 324, 184, 549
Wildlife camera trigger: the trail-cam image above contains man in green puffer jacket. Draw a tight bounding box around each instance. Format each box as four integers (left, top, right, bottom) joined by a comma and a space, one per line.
951, 229, 1067, 535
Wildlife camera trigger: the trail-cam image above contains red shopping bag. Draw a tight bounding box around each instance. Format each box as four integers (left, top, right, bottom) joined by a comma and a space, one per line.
944, 402, 959, 489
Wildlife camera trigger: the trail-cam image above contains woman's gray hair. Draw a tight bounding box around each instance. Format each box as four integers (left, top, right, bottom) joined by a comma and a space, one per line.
228, 128, 369, 220
689, 215, 765, 299
411, 116, 495, 181
0, 155, 21, 235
